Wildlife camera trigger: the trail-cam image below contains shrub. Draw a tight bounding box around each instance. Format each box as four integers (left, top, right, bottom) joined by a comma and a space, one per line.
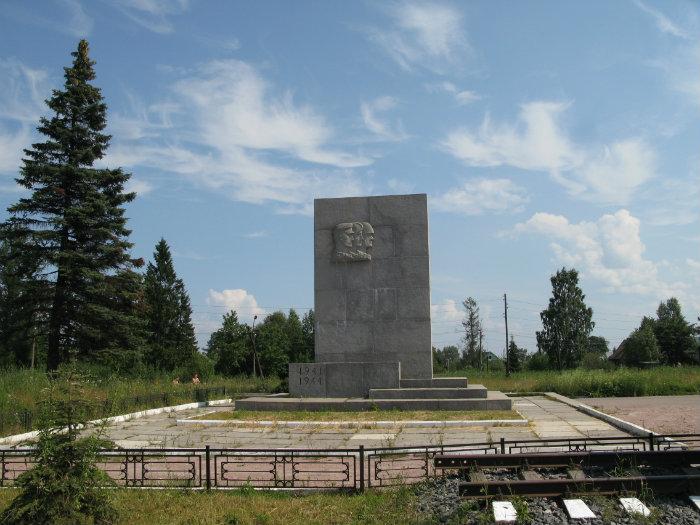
526, 352, 550, 371
0, 367, 117, 525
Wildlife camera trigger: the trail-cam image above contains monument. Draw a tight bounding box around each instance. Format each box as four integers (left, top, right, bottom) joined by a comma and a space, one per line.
237, 194, 512, 411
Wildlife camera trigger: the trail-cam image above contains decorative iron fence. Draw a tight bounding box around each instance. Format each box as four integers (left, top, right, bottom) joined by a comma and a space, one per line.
2, 433, 698, 491
0, 386, 229, 436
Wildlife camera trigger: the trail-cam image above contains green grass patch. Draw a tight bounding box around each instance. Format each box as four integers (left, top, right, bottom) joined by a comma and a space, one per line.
0, 367, 280, 437
437, 366, 700, 397
195, 409, 521, 422
0, 487, 424, 525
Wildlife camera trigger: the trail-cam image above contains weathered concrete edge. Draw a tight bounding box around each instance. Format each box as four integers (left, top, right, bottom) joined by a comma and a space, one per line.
175, 418, 528, 428
544, 392, 656, 437
0, 398, 232, 446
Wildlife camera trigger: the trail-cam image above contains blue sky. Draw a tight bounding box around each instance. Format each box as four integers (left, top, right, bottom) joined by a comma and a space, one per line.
1, 0, 698, 355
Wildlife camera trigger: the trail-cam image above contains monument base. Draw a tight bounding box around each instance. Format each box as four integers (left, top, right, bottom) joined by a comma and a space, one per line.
235, 390, 512, 412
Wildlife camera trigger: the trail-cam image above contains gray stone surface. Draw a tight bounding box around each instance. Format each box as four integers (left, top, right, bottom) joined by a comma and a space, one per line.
288, 361, 400, 397
313, 194, 432, 381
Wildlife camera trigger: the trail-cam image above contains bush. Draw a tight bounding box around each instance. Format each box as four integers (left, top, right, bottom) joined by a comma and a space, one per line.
580, 352, 613, 370
526, 352, 550, 371
0, 367, 117, 525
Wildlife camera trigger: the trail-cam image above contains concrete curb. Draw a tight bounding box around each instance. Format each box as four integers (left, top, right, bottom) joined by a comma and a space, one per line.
0, 398, 233, 447
176, 417, 529, 429
544, 392, 657, 437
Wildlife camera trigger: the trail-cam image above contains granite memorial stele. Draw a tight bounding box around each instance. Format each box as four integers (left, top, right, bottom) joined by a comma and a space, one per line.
237, 194, 512, 411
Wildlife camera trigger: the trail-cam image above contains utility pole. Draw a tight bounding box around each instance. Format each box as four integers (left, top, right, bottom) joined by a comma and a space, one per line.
504, 293, 510, 377
251, 315, 258, 378
478, 328, 483, 371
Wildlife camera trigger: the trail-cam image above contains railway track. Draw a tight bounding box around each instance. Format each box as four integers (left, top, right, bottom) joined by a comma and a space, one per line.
434, 449, 700, 498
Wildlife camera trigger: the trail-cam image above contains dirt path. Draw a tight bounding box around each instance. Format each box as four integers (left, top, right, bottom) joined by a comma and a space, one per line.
577, 395, 700, 435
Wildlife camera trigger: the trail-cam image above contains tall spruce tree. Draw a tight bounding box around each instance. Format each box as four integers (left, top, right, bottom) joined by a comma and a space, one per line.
1, 40, 144, 370
143, 239, 198, 370
536, 267, 594, 369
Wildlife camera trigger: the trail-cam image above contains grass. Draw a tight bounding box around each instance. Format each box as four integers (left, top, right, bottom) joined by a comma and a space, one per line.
437, 366, 700, 397
0, 487, 425, 525
0, 367, 280, 437
194, 409, 521, 422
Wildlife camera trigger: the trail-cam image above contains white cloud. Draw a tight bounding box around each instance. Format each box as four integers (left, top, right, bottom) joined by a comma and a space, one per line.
575, 139, 655, 205
441, 101, 656, 205
207, 288, 265, 322
360, 96, 408, 141
687, 258, 700, 271
0, 60, 51, 176
431, 300, 463, 323
633, 0, 690, 39
125, 178, 153, 195
642, 172, 700, 226
113, 0, 190, 34
387, 177, 415, 194
58, 0, 93, 37
427, 81, 480, 105
513, 209, 684, 298
173, 60, 370, 168
369, 2, 470, 73
106, 59, 371, 213
432, 178, 528, 215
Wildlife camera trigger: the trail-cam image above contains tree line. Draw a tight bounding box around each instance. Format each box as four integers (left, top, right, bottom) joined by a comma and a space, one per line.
0, 40, 313, 378
435, 267, 699, 372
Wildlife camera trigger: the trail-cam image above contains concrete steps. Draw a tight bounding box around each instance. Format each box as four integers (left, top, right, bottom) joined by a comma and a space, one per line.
235, 391, 512, 411
400, 377, 467, 388
369, 385, 487, 399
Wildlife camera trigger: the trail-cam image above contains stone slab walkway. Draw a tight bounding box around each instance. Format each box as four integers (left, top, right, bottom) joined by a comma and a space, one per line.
95, 395, 629, 449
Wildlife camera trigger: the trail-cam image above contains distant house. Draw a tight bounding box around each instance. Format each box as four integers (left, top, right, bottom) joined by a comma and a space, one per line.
608, 339, 628, 365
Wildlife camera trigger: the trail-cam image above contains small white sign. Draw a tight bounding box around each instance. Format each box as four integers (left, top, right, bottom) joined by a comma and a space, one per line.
619, 497, 651, 517
492, 501, 517, 523
562, 499, 596, 519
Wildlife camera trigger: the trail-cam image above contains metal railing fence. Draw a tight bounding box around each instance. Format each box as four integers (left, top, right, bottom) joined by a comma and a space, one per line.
2, 433, 698, 492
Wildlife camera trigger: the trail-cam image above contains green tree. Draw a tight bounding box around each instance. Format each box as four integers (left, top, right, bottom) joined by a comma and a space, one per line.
586, 335, 609, 355
0, 237, 45, 367
256, 311, 291, 378
206, 311, 250, 376
143, 239, 198, 370
286, 309, 306, 363
653, 297, 695, 364
461, 297, 482, 367
0, 368, 117, 524
507, 337, 527, 372
435, 345, 460, 371
1, 40, 144, 371
623, 322, 660, 366
300, 309, 315, 362
536, 267, 594, 370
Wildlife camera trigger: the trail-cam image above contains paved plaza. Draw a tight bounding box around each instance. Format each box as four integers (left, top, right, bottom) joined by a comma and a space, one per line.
99, 395, 628, 449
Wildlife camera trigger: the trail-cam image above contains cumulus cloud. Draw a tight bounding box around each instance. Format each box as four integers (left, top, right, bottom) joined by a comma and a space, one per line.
207, 288, 265, 321
431, 300, 463, 323
368, 2, 471, 73
512, 209, 684, 298
360, 96, 408, 141
106, 59, 371, 213
432, 178, 528, 215
441, 101, 656, 205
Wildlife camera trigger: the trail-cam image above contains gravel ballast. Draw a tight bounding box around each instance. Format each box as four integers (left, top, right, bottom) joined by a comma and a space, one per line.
415, 477, 700, 524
